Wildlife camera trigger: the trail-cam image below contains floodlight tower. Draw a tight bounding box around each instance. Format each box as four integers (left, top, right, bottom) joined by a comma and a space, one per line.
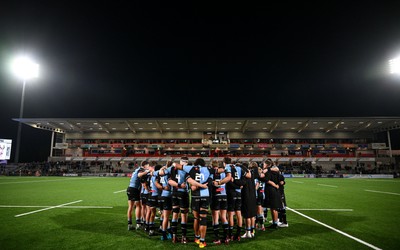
10, 56, 39, 163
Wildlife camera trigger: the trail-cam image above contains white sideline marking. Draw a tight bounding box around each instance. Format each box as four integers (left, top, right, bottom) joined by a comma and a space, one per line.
1, 205, 49, 208
0, 177, 98, 185
365, 180, 398, 183
317, 184, 338, 188
59, 206, 113, 209
294, 209, 353, 211
113, 189, 126, 194
292, 181, 304, 184
365, 189, 400, 196
0, 205, 112, 209
287, 207, 381, 250
15, 200, 82, 217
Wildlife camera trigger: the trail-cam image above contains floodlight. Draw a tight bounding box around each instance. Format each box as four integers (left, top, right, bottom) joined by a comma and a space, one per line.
11, 56, 39, 80
389, 57, 400, 74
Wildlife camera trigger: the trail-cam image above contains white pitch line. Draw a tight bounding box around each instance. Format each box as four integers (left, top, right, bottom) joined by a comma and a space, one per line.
287, 207, 381, 250
0, 177, 98, 185
113, 189, 126, 194
59, 206, 113, 209
365, 180, 398, 183
292, 181, 304, 184
15, 200, 82, 217
0, 205, 50, 208
294, 209, 353, 211
365, 189, 400, 196
0, 205, 112, 209
317, 184, 338, 188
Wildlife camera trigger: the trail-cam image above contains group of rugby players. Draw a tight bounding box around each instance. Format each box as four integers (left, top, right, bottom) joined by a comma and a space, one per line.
126, 157, 288, 248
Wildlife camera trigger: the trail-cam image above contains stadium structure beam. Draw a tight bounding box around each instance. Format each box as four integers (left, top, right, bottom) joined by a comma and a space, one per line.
98, 121, 111, 133
155, 120, 163, 134
325, 119, 342, 133
297, 120, 310, 133
125, 121, 136, 134
241, 120, 249, 133
387, 130, 393, 159
270, 119, 280, 133
48, 122, 65, 133
65, 120, 83, 133
185, 120, 190, 134
354, 120, 372, 133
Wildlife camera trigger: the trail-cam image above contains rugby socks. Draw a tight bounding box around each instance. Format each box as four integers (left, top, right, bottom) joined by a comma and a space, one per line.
162, 230, 168, 240
222, 223, 229, 239
282, 209, 287, 224
228, 226, 233, 238
159, 217, 163, 230
263, 208, 268, 222
128, 219, 132, 225
235, 226, 242, 239
257, 214, 264, 227
181, 222, 187, 237
213, 224, 219, 239
171, 220, 178, 237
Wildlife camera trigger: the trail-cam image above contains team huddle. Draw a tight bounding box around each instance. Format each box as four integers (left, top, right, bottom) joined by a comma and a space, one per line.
126, 157, 288, 248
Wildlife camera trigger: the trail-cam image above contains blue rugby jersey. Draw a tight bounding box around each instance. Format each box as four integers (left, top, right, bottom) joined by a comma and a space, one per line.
160, 175, 171, 197
169, 166, 190, 193
188, 166, 216, 197
142, 174, 151, 195
226, 164, 244, 193
150, 175, 159, 197
212, 171, 227, 196
128, 167, 145, 189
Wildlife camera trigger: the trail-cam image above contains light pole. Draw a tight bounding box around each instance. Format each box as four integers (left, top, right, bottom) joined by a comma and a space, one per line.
11, 56, 39, 163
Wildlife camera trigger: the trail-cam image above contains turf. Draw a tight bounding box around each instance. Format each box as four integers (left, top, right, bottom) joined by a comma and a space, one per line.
0, 176, 399, 249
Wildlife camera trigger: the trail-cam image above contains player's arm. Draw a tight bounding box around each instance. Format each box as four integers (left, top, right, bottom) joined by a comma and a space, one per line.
168, 178, 178, 187
268, 180, 279, 189
244, 167, 252, 179
138, 169, 149, 178
186, 177, 208, 189
279, 175, 286, 186
142, 182, 150, 191
218, 172, 231, 185
158, 166, 168, 176
219, 165, 232, 185
155, 177, 163, 190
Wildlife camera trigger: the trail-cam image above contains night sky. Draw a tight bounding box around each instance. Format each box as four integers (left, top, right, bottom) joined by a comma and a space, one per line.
1, 1, 400, 162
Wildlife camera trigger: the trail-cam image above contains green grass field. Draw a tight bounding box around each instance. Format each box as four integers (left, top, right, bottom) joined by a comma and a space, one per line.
0, 176, 399, 250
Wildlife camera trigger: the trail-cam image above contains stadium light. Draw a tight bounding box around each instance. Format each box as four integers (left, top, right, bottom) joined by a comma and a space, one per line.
10, 55, 39, 163
389, 57, 400, 74
11, 56, 39, 80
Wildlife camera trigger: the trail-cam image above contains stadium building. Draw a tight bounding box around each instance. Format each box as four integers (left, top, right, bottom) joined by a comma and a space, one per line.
14, 117, 400, 175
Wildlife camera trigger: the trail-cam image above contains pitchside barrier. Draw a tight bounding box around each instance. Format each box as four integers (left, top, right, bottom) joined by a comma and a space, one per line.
62, 173, 128, 177
283, 174, 394, 178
